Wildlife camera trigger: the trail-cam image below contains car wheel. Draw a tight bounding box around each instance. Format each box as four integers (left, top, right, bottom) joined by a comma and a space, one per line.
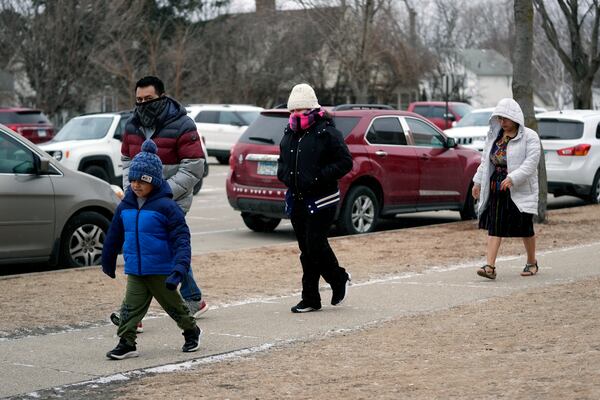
193, 177, 203, 195
241, 212, 281, 232
337, 186, 379, 235
60, 211, 110, 267
83, 165, 110, 183
589, 169, 600, 204
216, 155, 230, 165
460, 183, 478, 220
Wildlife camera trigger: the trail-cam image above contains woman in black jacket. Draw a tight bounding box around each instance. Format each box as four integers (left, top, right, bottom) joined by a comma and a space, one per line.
277, 83, 353, 313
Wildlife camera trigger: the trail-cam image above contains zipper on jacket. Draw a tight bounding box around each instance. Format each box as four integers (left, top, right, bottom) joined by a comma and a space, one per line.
135, 208, 142, 275
293, 134, 304, 191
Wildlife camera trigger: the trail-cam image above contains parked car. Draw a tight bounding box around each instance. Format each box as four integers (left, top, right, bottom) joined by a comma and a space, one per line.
444, 106, 550, 152
187, 104, 263, 164
537, 110, 600, 204
407, 101, 473, 130
0, 107, 55, 143
39, 111, 209, 194
0, 123, 120, 266
226, 104, 481, 235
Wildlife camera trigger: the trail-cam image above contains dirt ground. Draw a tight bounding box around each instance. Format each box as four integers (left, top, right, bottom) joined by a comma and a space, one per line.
2, 204, 600, 399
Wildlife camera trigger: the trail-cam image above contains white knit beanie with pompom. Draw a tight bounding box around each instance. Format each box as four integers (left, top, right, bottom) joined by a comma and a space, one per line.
287, 83, 320, 111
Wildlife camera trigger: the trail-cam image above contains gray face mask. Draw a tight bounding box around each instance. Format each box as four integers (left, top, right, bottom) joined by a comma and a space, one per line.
135, 96, 168, 127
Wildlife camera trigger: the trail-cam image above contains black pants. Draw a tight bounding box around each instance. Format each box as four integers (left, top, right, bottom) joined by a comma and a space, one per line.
290, 202, 347, 306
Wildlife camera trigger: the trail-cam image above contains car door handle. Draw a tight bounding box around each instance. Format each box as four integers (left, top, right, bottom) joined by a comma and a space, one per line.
419, 154, 431, 161
375, 150, 387, 157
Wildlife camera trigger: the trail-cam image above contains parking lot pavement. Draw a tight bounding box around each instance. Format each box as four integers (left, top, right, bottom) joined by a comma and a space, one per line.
1, 242, 599, 398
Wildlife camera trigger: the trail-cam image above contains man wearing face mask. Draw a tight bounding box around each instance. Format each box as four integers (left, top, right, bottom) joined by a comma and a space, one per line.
112, 76, 208, 331
277, 83, 353, 314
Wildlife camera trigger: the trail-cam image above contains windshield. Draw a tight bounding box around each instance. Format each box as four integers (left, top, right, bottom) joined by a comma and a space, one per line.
456, 111, 492, 127
452, 103, 474, 117
239, 113, 360, 145
237, 111, 261, 125
53, 116, 114, 141
538, 119, 584, 140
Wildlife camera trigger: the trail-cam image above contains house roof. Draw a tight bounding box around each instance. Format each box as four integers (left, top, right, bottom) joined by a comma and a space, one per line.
460, 49, 512, 76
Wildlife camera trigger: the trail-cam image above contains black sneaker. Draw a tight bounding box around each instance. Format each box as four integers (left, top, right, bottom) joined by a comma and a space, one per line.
182, 326, 202, 352
291, 300, 322, 313
106, 339, 138, 360
331, 272, 351, 306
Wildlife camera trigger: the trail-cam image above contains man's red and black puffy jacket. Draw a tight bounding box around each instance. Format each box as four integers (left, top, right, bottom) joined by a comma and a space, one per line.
121, 97, 204, 213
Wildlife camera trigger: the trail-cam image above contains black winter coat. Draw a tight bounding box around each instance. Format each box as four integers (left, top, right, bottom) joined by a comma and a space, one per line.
277, 116, 352, 199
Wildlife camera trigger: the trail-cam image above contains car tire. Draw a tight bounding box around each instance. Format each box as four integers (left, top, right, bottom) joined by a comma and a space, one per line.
83, 165, 110, 183
460, 183, 478, 220
193, 178, 203, 195
60, 211, 110, 267
337, 185, 379, 235
216, 155, 230, 165
241, 212, 281, 232
589, 169, 600, 204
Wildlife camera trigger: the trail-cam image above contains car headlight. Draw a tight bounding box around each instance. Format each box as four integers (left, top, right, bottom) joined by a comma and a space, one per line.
52, 151, 63, 161
110, 184, 124, 200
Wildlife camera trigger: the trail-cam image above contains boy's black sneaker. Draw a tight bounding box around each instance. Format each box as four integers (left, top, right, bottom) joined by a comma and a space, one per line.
291, 300, 321, 313
331, 272, 351, 306
182, 325, 202, 352
106, 339, 138, 360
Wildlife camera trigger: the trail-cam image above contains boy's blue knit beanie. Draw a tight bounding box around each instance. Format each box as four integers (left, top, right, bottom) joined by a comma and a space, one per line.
128, 139, 163, 187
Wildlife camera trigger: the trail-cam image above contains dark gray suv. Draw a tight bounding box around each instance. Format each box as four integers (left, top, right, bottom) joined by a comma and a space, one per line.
0, 124, 120, 267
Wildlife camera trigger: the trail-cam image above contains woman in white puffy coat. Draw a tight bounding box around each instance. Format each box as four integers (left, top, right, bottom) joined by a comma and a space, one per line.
472, 98, 541, 279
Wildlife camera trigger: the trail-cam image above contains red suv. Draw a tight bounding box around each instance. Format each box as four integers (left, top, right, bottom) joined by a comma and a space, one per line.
0, 107, 55, 143
226, 105, 481, 235
407, 101, 473, 130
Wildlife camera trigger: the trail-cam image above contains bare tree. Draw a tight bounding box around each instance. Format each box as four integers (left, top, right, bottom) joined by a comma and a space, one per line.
514, 0, 547, 221
534, 0, 600, 108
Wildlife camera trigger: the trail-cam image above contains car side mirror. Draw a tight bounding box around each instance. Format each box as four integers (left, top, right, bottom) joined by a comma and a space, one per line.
445, 137, 457, 148
36, 156, 51, 174
114, 132, 122, 141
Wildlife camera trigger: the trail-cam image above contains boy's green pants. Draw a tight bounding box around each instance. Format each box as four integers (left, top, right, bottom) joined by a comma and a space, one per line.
118, 274, 196, 345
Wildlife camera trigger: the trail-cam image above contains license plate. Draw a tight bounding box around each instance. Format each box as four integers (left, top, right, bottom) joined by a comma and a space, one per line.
38, 129, 47, 137
257, 161, 277, 176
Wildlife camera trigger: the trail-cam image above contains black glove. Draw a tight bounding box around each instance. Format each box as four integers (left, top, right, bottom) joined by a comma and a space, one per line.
165, 271, 183, 291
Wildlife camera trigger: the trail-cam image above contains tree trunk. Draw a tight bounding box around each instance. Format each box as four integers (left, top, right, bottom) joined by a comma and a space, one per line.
513, 0, 546, 222
572, 77, 594, 109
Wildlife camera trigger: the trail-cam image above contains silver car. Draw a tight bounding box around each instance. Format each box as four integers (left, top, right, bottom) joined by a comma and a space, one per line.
0, 124, 120, 267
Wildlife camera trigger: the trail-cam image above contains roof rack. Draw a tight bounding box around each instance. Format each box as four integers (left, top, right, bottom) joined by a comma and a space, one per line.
332, 104, 394, 111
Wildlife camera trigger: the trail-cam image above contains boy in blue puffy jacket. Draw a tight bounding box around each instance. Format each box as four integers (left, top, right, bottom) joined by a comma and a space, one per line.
102, 139, 201, 360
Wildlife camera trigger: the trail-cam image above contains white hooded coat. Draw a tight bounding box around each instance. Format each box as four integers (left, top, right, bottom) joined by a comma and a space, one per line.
473, 98, 541, 216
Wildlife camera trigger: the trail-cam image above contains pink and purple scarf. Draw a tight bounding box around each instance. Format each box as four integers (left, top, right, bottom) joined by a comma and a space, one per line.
288, 108, 324, 132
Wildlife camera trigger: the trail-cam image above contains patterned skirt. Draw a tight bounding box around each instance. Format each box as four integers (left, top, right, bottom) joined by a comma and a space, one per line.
478, 166, 534, 237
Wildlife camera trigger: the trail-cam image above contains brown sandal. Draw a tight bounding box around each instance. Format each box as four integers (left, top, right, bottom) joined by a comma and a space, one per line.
521, 262, 538, 276
477, 264, 496, 280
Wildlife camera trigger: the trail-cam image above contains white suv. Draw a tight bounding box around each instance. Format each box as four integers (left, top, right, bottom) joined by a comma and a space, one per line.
40, 111, 130, 186
187, 104, 263, 164
537, 110, 600, 203
40, 111, 209, 194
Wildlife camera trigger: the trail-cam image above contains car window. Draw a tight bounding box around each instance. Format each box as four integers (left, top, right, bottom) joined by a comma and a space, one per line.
432, 107, 446, 118
219, 111, 243, 125
452, 103, 473, 117
53, 116, 113, 142
366, 117, 406, 145
114, 115, 129, 140
0, 132, 36, 174
406, 118, 445, 148
456, 111, 491, 127
412, 106, 430, 117
237, 111, 261, 125
238, 114, 360, 145
0, 110, 50, 124
195, 111, 219, 123
538, 119, 584, 140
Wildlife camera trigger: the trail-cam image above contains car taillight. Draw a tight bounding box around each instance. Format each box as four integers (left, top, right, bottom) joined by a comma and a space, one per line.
556, 144, 591, 156
6, 124, 20, 133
